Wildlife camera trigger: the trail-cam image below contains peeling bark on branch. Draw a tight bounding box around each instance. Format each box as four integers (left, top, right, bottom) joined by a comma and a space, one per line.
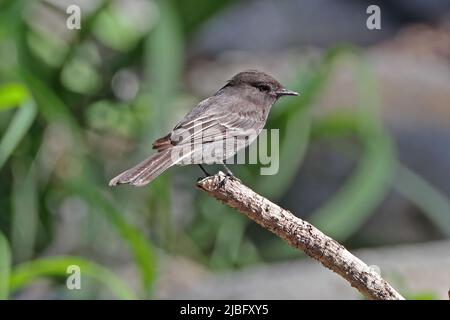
196, 172, 405, 300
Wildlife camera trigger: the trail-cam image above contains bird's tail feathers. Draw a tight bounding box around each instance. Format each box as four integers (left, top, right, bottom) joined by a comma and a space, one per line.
109, 149, 174, 187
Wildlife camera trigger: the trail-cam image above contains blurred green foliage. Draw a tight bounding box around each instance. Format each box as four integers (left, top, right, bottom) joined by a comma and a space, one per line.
0, 231, 11, 299
0, 0, 447, 300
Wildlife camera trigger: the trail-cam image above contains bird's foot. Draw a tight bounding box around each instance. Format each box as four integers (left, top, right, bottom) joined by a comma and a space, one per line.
217, 172, 241, 189
226, 173, 241, 183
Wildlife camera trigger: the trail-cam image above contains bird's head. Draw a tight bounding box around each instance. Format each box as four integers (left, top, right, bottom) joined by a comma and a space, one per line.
227, 70, 298, 99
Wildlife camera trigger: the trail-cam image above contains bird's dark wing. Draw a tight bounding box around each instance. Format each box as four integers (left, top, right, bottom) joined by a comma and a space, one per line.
167, 94, 267, 146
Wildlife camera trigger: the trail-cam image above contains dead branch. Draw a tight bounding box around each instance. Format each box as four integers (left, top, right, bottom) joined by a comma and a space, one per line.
196, 172, 405, 300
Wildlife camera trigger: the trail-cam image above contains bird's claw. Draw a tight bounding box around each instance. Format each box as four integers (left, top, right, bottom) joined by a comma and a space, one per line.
216, 173, 241, 189
226, 174, 241, 183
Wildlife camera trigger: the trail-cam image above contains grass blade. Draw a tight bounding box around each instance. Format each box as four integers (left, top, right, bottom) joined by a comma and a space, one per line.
11, 161, 38, 262
19, 69, 75, 125
71, 181, 157, 296
0, 83, 29, 111
0, 101, 37, 170
395, 164, 450, 236
0, 231, 11, 300
9, 256, 136, 299
311, 127, 395, 240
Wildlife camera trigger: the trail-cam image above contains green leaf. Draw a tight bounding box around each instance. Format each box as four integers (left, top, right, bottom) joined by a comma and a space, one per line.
11, 161, 38, 262
0, 83, 29, 111
395, 164, 450, 236
0, 231, 12, 300
93, 6, 148, 51
19, 69, 75, 125
26, 31, 68, 68
0, 101, 37, 171
405, 291, 439, 300
311, 110, 360, 138
60, 58, 101, 94
9, 256, 136, 299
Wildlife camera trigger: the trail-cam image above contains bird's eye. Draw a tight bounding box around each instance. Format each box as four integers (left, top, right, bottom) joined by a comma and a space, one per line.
256, 84, 271, 93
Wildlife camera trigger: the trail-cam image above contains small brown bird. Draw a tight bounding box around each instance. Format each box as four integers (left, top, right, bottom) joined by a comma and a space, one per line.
109, 70, 298, 187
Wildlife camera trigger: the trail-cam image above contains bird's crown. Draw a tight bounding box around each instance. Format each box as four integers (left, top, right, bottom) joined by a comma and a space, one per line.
228, 70, 283, 89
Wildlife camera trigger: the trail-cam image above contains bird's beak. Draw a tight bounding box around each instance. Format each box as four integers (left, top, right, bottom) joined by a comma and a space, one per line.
276, 88, 299, 97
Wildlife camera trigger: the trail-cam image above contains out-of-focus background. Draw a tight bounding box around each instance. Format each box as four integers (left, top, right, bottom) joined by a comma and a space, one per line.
0, 0, 449, 300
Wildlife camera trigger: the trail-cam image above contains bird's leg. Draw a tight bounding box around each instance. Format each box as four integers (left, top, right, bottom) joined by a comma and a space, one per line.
198, 164, 211, 177
221, 163, 240, 180
221, 163, 234, 176
217, 163, 241, 188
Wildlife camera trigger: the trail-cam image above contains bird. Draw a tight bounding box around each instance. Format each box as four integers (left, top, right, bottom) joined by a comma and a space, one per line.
109, 70, 298, 187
